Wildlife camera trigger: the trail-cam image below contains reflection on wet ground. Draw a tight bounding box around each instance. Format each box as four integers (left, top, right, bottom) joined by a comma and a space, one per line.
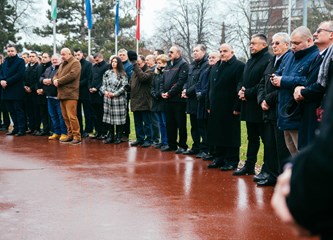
0, 134, 319, 240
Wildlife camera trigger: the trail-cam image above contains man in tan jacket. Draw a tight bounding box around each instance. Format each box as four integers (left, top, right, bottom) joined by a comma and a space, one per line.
53, 48, 82, 144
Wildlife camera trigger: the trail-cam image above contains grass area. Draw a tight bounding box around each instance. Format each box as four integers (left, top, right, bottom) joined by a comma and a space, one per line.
128, 113, 264, 166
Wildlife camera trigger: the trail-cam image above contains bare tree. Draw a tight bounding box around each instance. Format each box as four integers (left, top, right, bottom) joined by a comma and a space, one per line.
152, 0, 218, 61
222, 0, 289, 59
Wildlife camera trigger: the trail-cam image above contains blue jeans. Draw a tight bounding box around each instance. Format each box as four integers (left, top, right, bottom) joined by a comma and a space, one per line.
133, 111, 152, 143
155, 111, 168, 145
48, 98, 67, 135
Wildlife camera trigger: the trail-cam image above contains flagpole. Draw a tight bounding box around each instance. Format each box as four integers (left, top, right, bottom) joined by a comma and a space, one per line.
53, 20, 56, 55
115, 34, 118, 55
88, 29, 91, 56
136, 0, 141, 54
51, 0, 57, 54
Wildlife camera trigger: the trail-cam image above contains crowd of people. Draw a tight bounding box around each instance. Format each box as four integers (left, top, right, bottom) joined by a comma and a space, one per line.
0, 22, 330, 172
1, 20, 333, 239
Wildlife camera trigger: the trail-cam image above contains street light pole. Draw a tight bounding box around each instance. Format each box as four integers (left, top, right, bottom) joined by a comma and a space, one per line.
303, 0, 308, 26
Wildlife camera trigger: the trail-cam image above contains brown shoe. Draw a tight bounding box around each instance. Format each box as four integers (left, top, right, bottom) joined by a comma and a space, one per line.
59, 135, 73, 143
48, 134, 60, 140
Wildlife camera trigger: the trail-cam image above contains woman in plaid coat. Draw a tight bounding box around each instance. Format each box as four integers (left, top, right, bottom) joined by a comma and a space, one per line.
100, 56, 128, 144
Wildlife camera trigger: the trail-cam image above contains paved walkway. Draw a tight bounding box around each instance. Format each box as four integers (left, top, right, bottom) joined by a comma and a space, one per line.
0, 133, 318, 240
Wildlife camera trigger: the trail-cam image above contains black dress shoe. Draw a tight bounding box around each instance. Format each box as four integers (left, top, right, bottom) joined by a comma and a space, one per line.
253, 172, 270, 182
15, 132, 25, 136
220, 164, 237, 171
257, 177, 276, 187
160, 145, 176, 152
183, 149, 199, 155
175, 147, 186, 154
141, 142, 151, 148
103, 137, 114, 144
233, 166, 255, 176
202, 153, 214, 161
130, 140, 143, 146
208, 159, 224, 169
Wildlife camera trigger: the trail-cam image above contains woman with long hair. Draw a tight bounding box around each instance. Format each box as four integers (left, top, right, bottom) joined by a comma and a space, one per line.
100, 56, 128, 144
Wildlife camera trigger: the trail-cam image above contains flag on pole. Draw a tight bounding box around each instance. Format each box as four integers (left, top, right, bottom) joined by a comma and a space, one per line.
115, 0, 120, 35
51, 0, 57, 21
85, 0, 93, 29
136, 0, 141, 40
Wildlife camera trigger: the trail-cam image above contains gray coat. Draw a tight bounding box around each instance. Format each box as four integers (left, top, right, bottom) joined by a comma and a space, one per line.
100, 69, 128, 125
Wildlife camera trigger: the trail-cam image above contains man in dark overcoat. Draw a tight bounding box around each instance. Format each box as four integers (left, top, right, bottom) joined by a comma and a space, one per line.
206, 43, 244, 170
256, 32, 291, 186
182, 44, 209, 155
0, 45, 26, 136
74, 49, 94, 138
234, 33, 272, 176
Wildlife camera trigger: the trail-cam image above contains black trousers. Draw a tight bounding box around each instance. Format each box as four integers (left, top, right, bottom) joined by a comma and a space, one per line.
0, 99, 10, 128
263, 122, 290, 178
215, 146, 240, 167
39, 103, 50, 132
197, 118, 208, 153
189, 114, 200, 151
165, 101, 187, 149
122, 98, 130, 136
77, 99, 94, 133
91, 102, 106, 135
25, 93, 41, 131
245, 121, 265, 168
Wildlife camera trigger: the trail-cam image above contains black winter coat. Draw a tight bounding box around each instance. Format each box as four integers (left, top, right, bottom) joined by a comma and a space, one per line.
40, 65, 59, 97
0, 55, 25, 100
185, 55, 209, 114
79, 58, 92, 100
160, 57, 189, 103
207, 56, 245, 147
25, 63, 40, 92
36, 61, 52, 104
151, 67, 166, 112
89, 60, 109, 104
257, 51, 290, 123
196, 65, 212, 119
240, 47, 272, 122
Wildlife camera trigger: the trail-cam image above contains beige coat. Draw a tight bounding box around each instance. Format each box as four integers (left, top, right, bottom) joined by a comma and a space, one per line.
54, 56, 81, 100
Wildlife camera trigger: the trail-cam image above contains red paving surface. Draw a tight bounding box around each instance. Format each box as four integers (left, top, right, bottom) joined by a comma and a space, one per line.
0, 133, 320, 240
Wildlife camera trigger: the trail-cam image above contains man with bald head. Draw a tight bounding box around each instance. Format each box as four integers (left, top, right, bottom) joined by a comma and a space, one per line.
160, 45, 189, 153
53, 48, 82, 144
206, 44, 245, 170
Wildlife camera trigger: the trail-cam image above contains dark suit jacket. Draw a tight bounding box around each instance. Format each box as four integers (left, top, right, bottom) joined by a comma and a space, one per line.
0, 55, 25, 100
240, 47, 272, 123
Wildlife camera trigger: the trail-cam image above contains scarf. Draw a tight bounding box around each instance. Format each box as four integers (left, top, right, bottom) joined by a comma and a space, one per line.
317, 44, 333, 87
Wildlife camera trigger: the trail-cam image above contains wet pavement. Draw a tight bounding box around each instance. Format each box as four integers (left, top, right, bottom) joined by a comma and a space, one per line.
0, 132, 319, 240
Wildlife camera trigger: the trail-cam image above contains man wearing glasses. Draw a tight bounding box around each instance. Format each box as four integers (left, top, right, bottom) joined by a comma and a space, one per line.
160, 46, 189, 153
234, 33, 272, 176
271, 26, 318, 156
256, 32, 291, 186
293, 21, 333, 149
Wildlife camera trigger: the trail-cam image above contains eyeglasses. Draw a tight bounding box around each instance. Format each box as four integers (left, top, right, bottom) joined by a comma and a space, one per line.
271, 41, 280, 46
315, 28, 333, 34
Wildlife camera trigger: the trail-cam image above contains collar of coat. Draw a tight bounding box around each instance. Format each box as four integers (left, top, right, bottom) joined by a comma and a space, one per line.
251, 46, 269, 59
193, 53, 208, 68
220, 55, 237, 65
293, 45, 318, 60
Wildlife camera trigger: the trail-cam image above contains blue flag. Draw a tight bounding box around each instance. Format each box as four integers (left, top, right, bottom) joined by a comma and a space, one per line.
85, 0, 93, 29
115, 0, 120, 35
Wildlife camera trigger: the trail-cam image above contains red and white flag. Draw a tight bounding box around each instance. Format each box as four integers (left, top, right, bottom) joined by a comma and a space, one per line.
136, 0, 141, 40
